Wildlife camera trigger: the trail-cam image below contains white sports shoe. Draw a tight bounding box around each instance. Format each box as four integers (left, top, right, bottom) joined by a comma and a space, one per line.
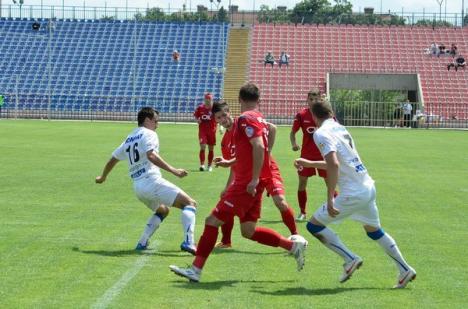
288, 235, 308, 271
207, 166, 213, 172
393, 267, 416, 289
169, 265, 201, 282
339, 256, 363, 283
296, 213, 307, 221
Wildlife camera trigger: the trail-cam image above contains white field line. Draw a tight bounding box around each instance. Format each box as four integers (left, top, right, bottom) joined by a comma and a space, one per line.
91, 255, 149, 309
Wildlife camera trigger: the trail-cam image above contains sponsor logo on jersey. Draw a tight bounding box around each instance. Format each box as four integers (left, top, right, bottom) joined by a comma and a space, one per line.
306, 126, 316, 134
201, 114, 212, 120
131, 168, 146, 179
125, 133, 143, 144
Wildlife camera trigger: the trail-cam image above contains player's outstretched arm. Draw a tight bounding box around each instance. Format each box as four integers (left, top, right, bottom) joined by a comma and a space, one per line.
294, 158, 327, 170
147, 151, 188, 178
95, 157, 119, 184
213, 156, 236, 168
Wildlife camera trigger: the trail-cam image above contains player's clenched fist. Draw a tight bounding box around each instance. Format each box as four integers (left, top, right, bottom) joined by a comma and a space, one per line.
172, 168, 188, 178
294, 158, 309, 171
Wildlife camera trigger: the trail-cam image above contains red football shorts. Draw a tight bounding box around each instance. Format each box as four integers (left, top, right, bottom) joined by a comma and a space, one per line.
211, 183, 264, 223
298, 166, 327, 178
263, 165, 285, 196
198, 129, 216, 146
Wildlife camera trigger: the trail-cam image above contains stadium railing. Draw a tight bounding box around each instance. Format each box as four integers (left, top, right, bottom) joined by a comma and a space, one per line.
2, 95, 466, 129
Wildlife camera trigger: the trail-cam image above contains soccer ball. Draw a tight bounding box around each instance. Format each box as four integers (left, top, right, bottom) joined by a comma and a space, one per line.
287, 234, 307, 243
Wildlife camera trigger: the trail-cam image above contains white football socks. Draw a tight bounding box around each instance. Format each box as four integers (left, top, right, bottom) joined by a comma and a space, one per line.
181, 205, 196, 245
376, 233, 411, 273
317, 228, 357, 263
138, 213, 162, 246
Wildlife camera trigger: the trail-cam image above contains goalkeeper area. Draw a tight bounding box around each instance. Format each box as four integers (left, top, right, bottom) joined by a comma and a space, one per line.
0, 120, 466, 307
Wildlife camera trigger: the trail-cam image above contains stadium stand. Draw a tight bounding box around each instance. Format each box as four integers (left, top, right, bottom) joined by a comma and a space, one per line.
0, 18, 228, 116
250, 24, 468, 120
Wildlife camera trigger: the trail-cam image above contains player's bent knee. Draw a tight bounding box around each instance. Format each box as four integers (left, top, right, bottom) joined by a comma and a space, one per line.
156, 205, 169, 218
240, 224, 255, 239
205, 214, 223, 227
366, 228, 385, 240
306, 221, 325, 235
241, 229, 254, 239
274, 197, 288, 211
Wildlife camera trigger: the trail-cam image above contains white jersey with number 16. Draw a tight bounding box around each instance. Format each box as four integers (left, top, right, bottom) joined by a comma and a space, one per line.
313, 119, 374, 195
112, 126, 162, 181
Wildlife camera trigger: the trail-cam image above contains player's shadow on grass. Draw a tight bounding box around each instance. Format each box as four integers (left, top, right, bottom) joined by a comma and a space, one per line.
212, 248, 283, 256
72, 247, 157, 257
251, 286, 384, 296
172, 279, 295, 290
255, 219, 285, 225
73, 247, 198, 258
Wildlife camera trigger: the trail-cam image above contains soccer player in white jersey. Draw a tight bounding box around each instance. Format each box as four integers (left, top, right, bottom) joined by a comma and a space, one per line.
294, 99, 416, 289
95, 107, 197, 254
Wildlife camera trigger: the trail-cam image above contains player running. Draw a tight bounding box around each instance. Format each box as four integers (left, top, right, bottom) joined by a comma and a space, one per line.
211, 101, 297, 248
95, 107, 197, 254
194, 92, 217, 171
169, 83, 308, 282
290, 88, 337, 221
294, 99, 416, 288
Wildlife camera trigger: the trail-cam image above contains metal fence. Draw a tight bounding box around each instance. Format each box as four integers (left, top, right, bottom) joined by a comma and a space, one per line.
1, 4, 467, 27
2, 95, 467, 129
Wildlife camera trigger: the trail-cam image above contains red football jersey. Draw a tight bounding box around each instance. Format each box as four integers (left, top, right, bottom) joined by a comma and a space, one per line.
291, 107, 322, 159
233, 110, 271, 184
220, 125, 235, 160
194, 104, 216, 133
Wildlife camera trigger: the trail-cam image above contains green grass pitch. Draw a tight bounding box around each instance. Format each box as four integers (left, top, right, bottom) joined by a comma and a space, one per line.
0, 120, 467, 308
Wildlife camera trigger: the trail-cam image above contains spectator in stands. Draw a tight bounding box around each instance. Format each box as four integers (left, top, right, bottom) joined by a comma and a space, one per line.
278, 51, 290, 68
438, 43, 446, 57
401, 99, 413, 128
264, 51, 275, 67
47, 19, 56, 32
430, 42, 439, 56
172, 50, 180, 63
449, 44, 458, 57
447, 55, 466, 71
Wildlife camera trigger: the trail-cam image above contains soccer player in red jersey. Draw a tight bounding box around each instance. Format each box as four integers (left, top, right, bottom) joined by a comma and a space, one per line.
290, 89, 336, 221
211, 101, 297, 248
193, 92, 216, 171
170, 83, 308, 282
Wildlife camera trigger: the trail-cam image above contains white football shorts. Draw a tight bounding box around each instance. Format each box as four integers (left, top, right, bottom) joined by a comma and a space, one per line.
133, 176, 181, 212
313, 185, 381, 227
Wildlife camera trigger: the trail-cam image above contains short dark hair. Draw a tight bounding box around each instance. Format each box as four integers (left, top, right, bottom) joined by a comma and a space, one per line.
307, 88, 321, 97
212, 101, 229, 114
137, 107, 159, 126
239, 82, 260, 103
311, 100, 334, 120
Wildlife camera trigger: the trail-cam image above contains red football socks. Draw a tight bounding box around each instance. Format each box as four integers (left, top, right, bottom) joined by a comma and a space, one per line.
193, 225, 218, 269
281, 207, 297, 235
199, 150, 205, 165
250, 226, 293, 251
220, 216, 234, 244
208, 150, 214, 166
297, 190, 307, 214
